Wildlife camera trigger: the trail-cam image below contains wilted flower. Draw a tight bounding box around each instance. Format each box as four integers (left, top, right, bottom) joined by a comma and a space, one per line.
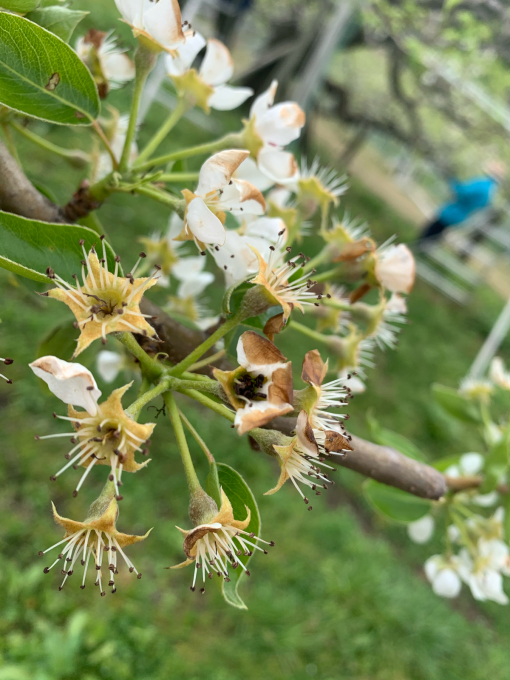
490, 357, 510, 390
352, 293, 407, 351
114, 0, 185, 53
407, 514, 435, 544
296, 157, 348, 216
327, 325, 375, 376
178, 150, 265, 249
39, 482, 149, 594
30, 357, 154, 497
323, 213, 373, 261
424, 555, 462, 598
373, 243, 415, 294
266, 410, 336, 507
214, 330, 293, 435
44, 238, 159, 356
76, 30, 135, 98
171, 488, 273, 591
166, 33, 252, 112
0, 356, 13, 384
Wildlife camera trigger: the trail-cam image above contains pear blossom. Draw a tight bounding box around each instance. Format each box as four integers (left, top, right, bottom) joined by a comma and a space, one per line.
458, 540, 510, 604
44, 238, 159, 356
213, 331, 293, 435
407, 514, 435, 544
165, 33, 253, 111
172, 256, 214, 298
374, 243, 415, 294
366, 293, 407, 351
0, 356, 13, 384
30, 358, 155, 498
114, 0, 185, 53
139, 213, 185, 288
39, 483, 149, 594
444, 452, 484, 479
490, 357, 510, 390
424, 555, 462, 598
178, 150, 265, 249
76, 30, 135, 98
459, 376, 494, 402
338, 368, 366, 394
171, 489, 273, 592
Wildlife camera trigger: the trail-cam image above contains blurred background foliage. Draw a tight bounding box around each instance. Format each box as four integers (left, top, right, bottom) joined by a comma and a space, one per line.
2, 0, 510, 678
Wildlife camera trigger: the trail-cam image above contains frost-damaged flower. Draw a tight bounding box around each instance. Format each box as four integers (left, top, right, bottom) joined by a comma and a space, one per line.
372, 242, 416, 294
76, 30, 135, 99
44, 238, 159, 356
295, 349, 353, 456
490, 357, 510, 390
214, 330, 293, 435
178, 150, 265, 250
39, 482, 150, 595
424, 555, 462, 598
165, 33, 252, 112
30, 357, 155, 497
296, 157, 348, 216
327, 325, 375, 377
323, 213, 373, 262
114, 0, 185, 53
171, 488, 273, 592
351, 293, 407, 351
0, 356, 13, 384
266, 410, 336, 508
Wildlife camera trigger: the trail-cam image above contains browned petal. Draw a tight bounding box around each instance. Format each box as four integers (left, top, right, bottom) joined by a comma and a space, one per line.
334, 239, 374, 262
349, 283, 372, 304
263, 312, 285, 341
240, 330, 287, 366
183, 524, 221, 559
83, 28, 106, 47
301, 349, 328, 387
236, 403, 293, 436
296, 410, 319, 456
268, 363, 293, 406
323, 430, 354, 454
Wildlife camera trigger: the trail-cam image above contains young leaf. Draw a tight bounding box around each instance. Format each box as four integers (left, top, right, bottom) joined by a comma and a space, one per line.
0, 0, 39, 12
217, 463, 261, 609
363, 479, 432, 523
432, 384, 482, 424
0, 211, 116, 284
0, 13, 99, 124
27, 7, 88, 42
433, 454, 461, 472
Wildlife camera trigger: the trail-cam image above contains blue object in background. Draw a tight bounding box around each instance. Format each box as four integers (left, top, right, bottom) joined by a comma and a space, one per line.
438, 176, 497, 226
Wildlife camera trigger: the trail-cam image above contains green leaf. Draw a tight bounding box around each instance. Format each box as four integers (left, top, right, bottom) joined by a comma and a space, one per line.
432, 454, 461, 472
27, 6, 87, 42
363, 479, 431, 523
217, 463, 261, 609
0, 211, 116, 284
0, 0, 38, 12
432, 384, 482, 424
367, 412, 427, 462
479, 428, 510, 493
37, 318, 77, 360
0, 13, 99, 124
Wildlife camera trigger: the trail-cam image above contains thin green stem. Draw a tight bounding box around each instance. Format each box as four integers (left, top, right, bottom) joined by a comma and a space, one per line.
178, 407, 215, 464
2, 124, 20, 165
164, 392, 201, 493
119, 46, 155, 172
128, 183, 184, 213
92, 120, 118, 170
169, 376, 223, 396
321, 297, 353, 312
178, 388, 235, 423
133, 131, 244, 172
168, 312, 241, 377
11, 121, 89, 164
187, 348, 226, 372
312, 266, 344, 284
302, 246, 332, 275
288, 320, 329, 344
136, 97, 189, 164
115, 332, 163, 380
125, 377, 171, 418
158, 171, 200, 183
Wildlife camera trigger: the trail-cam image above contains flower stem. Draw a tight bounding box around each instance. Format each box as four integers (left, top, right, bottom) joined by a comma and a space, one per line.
92, 120, 118, 170
168, 312, 242, 377
133, 131, 244, 172
321, 297, 353, 312
187, 348, 226, 372
128, 183, 184, 213
136, 97, 189, 164
115, 332, 163, 380
11, 121, 89, 164
158, 171, 200, 183
119, 45, 156, 173
311, 266, 344, 284
288, 320, 329, 344
164, 392, 201, 493
169, 376, 223, 396
178, 407, 215, 464
178, 388, 235, 423
302, 246, 332, 275
125, 377, 171, 418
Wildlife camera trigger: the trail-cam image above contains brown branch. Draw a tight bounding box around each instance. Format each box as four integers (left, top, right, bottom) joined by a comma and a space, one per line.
0, 139, 65, 222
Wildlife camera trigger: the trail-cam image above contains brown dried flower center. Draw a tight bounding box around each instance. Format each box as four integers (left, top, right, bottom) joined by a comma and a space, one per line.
234, 372, 267, 401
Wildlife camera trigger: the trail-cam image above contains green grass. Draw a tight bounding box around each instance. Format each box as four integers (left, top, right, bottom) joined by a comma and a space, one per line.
2, 8, 510, 677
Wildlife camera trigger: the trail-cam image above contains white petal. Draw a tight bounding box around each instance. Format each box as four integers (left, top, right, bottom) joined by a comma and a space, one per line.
267, 186, 292, 208
257, 147, 299, 184
250, 79, 278, 120
115, 0, 144, 28
199, 39, 233, 86
96, 350, 124, 384
479, 539, 509, 569
101, 52, 135, 84
196, 149, 249, 195
447, 524, 461, 542
186, 197, 226, 246
407, 515, 434, 544
30, 356, 101, 416
338, 368, 366, 394
424, 555, 441, 582
375, 244, 416, 294
178, 271, 214, 298
142, 0, 185, 51
459, 452, 484, 475
255, 102, 305, 146
386, 293, 407, 315
172, 256, 206, 280
217, 178, 265, 215
212, 230, 258, 287
473, 491, 499, 507
235, 156, 274, 192
167, 212, 184, 241
165, 30, 206, 77
244, 216, 287, 244
432, 569, 462, 598
209, 84, 253, 111
475, 570, 508, 604
490, 356, 510, 390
